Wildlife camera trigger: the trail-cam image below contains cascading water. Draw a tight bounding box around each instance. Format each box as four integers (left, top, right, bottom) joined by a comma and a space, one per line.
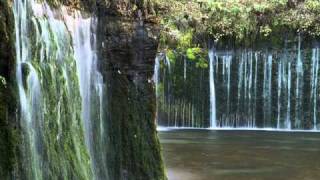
156, 38, 320, 131
295, 36, 304, 128
277, 60, 282, 129
236, 51, 257, 127
222, 54, 232, 125
209, 48, 217, 128
286, 61, 292, 129
154, 56, 160, 124
263, 54, 273, 127
13, 0, 106, 179
156, 52, 209, 128
311, 48, 319, 130
64, 11, 108, 179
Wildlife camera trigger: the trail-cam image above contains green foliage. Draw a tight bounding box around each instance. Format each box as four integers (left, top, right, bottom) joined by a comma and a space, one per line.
260, 25, 272, 37
306, 0, 320, 12
178, 31, 193, 49
156, 0, 320, 49
186, 48, 196, 60
196, 57, 208, 68
186, 47, 202, 61
155, 0, 320, 70
166, 49, 176, 64
205, 0, 290, 40
165, 47, 208, 70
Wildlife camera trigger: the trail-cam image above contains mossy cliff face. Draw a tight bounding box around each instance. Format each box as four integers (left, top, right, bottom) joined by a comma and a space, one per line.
86, 1, 166, 179
96, 4, 166, 179
0, 0, 18, 179
0, 0, 166, 179
12, 0, 93, 179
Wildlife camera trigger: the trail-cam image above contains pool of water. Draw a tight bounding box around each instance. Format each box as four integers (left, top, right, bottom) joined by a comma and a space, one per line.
159, 129, 320, 180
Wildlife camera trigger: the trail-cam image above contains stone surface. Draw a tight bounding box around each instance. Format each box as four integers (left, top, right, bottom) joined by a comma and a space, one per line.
97, 6, 166, 179
0, 0, 18, 179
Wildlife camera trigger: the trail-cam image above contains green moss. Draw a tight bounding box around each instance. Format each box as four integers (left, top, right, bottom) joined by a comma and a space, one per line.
106, 72, 167, 180
11, 5, 93, 179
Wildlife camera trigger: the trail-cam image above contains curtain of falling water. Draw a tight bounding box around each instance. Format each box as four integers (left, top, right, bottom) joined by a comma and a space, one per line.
156, 52, 209, 128
156, 39, 320, 131
311, 48, 320, 130
64, 11, 108, 180
209, 48, 217, 128
13, 0, 106, 179
263, 54, 273, 127
295, 36, 304, 128
154, 56, 160, 125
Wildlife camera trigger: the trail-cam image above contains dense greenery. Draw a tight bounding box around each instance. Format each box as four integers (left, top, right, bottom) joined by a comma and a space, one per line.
156, 0, 320, 43
153, 0, 320, 67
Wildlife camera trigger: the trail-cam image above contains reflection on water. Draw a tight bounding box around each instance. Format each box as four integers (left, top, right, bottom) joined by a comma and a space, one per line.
159, 129, 320, 180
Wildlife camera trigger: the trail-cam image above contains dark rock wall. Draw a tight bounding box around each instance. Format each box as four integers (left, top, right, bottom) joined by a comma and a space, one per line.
97, 10, 166, 179
0, 0, 18, 179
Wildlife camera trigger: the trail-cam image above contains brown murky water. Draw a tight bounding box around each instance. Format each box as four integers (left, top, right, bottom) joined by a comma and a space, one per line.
159, 129, 320, 180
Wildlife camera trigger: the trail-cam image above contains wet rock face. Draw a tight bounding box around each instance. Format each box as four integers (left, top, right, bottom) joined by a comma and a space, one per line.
97, 8, 165, 180
62, 0, 165, 178
0, 1, 17, 179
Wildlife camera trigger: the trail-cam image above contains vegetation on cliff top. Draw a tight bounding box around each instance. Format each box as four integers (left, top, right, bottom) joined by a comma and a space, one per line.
156, 0, 320, 44
153, 0, 320, 67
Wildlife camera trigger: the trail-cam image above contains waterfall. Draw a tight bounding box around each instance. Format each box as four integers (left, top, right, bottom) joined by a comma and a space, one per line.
253, 52, 258, 127
286, 61, 292, 129
311, 48, 319, 130
295, 36, 304, 128
225, 55, 232, 126
248, 52, 253, 127
209, 48, 217, 128
13, 0, 106, 179
156, 38, 320, 131
236, 52, 244, 126
64, 11, 108, 179
154, 56, 160, 124
227, 56, 232, 115
262, 54, 273, 127
14, 1, 40, 177
184, 56, 187, 80
277, 61, 282, 128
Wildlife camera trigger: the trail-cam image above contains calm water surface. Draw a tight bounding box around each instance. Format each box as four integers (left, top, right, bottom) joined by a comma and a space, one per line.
159, 129, 320, 180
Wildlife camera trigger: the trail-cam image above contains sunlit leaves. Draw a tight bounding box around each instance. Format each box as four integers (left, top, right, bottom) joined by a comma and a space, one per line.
260, 25, 272, 37
166, 49, 177, 64
186, 48, 202, 60
306, 0, 320, 13
178, 31, 193, 49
